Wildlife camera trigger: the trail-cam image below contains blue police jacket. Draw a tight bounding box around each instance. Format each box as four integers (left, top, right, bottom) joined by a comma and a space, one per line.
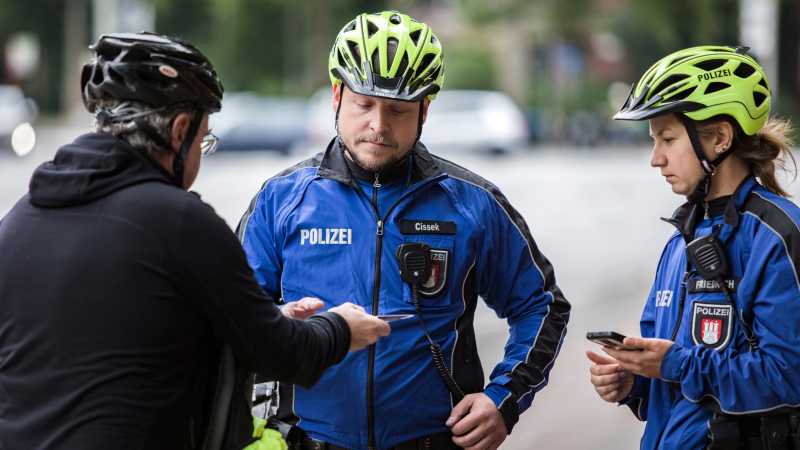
627, 176, 800, 449
237, 139, 570, 450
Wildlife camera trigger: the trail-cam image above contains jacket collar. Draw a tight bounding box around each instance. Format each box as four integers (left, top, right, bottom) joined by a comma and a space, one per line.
317, 137, 444, 186
661, 175, 758, 242
29, 132, 173, 207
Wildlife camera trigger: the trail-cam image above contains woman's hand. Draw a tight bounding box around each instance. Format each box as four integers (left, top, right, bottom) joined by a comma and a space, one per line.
587, 350, 634, 402
602, 337, 674, 379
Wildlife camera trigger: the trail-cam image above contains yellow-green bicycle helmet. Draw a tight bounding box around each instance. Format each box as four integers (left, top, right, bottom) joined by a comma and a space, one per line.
615, 45, 770, 136
328, 11, 444, 102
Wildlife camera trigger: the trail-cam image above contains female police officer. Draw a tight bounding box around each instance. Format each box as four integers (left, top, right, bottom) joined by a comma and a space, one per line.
587, 45, 800, 450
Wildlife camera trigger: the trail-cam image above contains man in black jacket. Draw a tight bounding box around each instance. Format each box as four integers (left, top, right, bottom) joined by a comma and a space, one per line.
0, 32, 389, 450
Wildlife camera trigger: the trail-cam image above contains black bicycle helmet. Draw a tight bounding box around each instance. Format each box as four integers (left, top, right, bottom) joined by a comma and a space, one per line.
81, 32, 224, 188
81, 31, 223, 113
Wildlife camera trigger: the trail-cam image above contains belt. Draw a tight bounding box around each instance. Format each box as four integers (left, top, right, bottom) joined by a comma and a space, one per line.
300, 432, 460, 450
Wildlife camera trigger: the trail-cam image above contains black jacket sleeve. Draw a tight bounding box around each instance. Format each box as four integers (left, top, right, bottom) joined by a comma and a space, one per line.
171, 194, 349, 387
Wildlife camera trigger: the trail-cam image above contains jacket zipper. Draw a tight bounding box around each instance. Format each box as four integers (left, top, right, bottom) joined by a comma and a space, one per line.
670, 262, 691, 341
367, 173, 382, 450
351, 172, 444, 450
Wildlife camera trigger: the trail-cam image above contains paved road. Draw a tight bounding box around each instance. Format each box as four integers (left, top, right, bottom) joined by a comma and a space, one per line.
5, 125, 799, 449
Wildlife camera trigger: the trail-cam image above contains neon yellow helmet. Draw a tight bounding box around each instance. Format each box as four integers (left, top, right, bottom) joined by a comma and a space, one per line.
615, 45, 771, 135
328, 11, 444, 102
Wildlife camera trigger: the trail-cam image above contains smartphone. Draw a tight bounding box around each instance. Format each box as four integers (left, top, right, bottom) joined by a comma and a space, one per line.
377, 314, 414, 322
586, 331, 641, 351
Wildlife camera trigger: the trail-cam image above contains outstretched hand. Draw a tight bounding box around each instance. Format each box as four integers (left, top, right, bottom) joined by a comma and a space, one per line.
281, 297, 325, 320
328, 303, 390, 352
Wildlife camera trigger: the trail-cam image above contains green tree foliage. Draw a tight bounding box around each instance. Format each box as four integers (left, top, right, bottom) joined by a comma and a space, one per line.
611, 0, 739, 80
153, 0, 386, 96
444, 44, 496, 90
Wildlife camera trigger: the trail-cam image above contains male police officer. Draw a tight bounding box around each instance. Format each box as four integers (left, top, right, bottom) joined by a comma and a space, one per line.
0, 32, 389, 450
239, 11, 570, 450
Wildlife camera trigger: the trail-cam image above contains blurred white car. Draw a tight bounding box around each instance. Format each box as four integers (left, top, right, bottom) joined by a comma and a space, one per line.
422, 89, 529, 154
0, 85, 37, 156
210, 92, 308, 155
302, 88, 529, 156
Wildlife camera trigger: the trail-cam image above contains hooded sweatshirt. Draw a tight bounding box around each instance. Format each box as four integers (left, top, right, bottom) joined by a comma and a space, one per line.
0, 133, 350, 450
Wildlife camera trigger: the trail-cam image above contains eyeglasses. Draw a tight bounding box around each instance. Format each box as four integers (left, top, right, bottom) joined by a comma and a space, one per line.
201, 131, 219, 156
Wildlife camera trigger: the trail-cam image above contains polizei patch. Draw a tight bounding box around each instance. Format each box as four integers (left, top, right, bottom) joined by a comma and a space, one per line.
420, 249, 449, 296
691, 302, 733, 350
299, 228, 352, 245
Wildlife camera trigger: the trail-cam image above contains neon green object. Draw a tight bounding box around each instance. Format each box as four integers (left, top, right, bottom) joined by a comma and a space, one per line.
242, 417, 288, 450
328, 10, 445, 101
614, 45, 771, 135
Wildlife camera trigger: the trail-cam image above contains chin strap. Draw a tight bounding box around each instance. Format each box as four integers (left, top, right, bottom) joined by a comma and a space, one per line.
334, 84, 344, 136
681, 114, 735, 204
414, 100, 424, 145
172, 110, 203, 188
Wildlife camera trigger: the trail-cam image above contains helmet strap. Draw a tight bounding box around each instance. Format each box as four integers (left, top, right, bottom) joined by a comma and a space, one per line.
681, 114, 736, 203
334, 84, 344, 136
680, 114, 714, 175
414, 100, 424, 145
172, 110, 203, 188
681, 115, 713, 203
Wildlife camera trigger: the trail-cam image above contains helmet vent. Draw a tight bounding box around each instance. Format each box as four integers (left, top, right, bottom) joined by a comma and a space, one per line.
100, 46, 123, 62
92, 67, 104, 85
704, 82, 730, 94
652, 74, 690, 96
409, 30, 422, 45
371, 48, 380, 73
733, 62, 756, 78
397, 52, 409, 76
758, 78, 769, 90
344, 20, 356, 32
107, 67, 125, 84
428, 66, 441, 82
669, 86, 696, 101
366, 20, 378, 37
347, 41, 362, 68
753, 91, 767, 107
390, 14, 402, 25
387, 37, 399, 65
417, 53, 435, 75
337, 48, 346, 68
694, 59, 726, 71
667, 55, 692, 67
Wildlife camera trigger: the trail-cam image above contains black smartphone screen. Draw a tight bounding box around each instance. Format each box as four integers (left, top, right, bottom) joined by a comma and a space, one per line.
586, 331, 641, 350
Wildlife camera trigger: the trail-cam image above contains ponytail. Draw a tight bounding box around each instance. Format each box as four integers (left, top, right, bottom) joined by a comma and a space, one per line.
737, 118, 796, 197
697, 116, 796, 197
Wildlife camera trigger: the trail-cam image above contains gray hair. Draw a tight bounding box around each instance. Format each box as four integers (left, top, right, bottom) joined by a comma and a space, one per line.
93, 99, 195, 156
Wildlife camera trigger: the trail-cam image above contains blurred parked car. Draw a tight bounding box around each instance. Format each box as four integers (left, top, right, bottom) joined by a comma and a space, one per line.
210, 92, 308, 155
302, 88, 530, 156
422, 90, 529, 155
0, 85, 37, 157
